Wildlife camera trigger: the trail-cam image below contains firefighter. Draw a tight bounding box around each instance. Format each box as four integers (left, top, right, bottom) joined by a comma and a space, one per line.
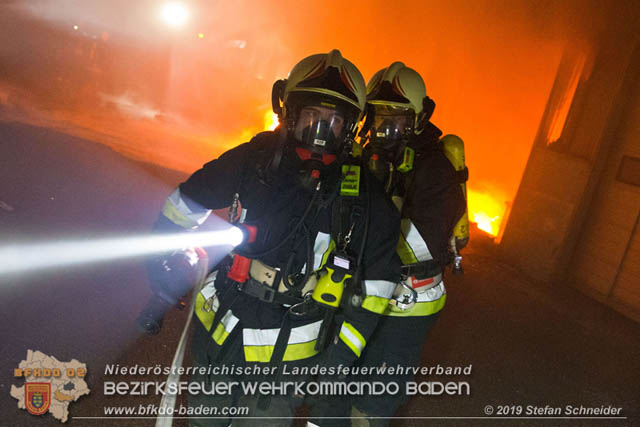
349, 62, 467, 425
138, 50, 401, 427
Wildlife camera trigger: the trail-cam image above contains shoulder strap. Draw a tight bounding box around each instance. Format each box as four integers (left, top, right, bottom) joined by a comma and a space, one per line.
331, 158, 366, 254
249, 130, 284, 187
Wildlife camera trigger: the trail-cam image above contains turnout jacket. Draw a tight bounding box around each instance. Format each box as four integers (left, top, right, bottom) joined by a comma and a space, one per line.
159, 130, 401, 367
403, 125, 466, 268
369, 123, 466, 318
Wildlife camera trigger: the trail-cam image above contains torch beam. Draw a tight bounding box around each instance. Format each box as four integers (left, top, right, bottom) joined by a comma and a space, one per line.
0, 227, 244, 277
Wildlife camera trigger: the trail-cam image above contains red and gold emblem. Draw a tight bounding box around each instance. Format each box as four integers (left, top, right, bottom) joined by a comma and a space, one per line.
25, 382, 51, 416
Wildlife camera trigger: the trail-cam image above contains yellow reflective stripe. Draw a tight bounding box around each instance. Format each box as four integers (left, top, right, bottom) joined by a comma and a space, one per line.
244, 340, 319, 362
194, 275, 219, 331
363, 280, 395, 298
162, 189, 212, 229
211, 310, 239, 346
283, 340, 318, 361
339, 322, 366, 357
385, 294, 446, 317
242, 320, 322, 362
162, 200, 197, 229
244, 345, 273, 363
397, 219, 433, 263
319, 239, 337, 270
396, 234, 418, 264
212, 323, 229, 345
194, 292, 215, 331
242, 321, 321, 346
361, 295, 389, 314
243, 327, 279, 346
288, 320, 323, 345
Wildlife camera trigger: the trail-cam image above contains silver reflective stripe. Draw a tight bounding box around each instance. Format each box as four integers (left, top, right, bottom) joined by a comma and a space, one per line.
200, 271, 220, 312
363, 280, 395, 298
401, 219, 433, 262
392, 281, 446, 303
288, 320, 322, 344
339, 322, 365, 355
312, 232, 332, 271
167, 188, 212, 227
218, 310, 240, 334
301, 232, 332, 274
243, 320, 323, 346
243, 328, 279, 346
416, 282, 446, 303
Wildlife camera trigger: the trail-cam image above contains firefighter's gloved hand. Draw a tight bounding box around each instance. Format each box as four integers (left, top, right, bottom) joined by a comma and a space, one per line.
146, 248, 202, 300
137, 248, 202, 335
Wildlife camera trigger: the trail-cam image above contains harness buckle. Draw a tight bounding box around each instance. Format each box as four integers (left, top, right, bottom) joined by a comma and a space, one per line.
390, 282, 418, 311
202, 295, 216, 313
259, 285, 276, 303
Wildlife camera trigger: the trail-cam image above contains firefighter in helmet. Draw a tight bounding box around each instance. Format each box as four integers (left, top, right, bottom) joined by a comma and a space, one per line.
350, 62, 467, 425
138, 50, 401, 427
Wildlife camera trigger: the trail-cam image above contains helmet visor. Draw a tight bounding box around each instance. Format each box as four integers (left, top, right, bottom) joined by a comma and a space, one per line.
370, 105, 414, 147
294, 105, 345, 152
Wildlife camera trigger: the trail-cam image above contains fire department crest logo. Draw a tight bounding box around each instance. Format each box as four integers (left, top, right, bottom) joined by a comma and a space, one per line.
11, 350, 90, 423
25, 382, 51, 416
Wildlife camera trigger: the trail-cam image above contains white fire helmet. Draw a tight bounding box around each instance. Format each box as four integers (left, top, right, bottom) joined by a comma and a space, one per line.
366, 62, 435, 138
273, 50, 366, 154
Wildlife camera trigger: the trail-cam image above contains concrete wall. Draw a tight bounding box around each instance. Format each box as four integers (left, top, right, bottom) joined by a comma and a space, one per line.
500, 9, 640, 321
568, 53, 640, 321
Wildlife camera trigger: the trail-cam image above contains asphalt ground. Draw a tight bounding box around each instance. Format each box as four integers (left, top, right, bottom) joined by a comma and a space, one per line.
1, 121, 638, 426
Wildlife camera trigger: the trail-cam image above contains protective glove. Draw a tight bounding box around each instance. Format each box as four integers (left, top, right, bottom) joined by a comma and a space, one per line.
136, 247, 203, 335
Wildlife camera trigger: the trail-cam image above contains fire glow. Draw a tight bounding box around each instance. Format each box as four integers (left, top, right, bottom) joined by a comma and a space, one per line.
0, 1, 576, 246
467, 188, 506, 237
264, 111, 279, 131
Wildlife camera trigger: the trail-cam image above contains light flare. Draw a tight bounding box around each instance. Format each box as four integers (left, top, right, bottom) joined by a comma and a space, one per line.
161, 2, 189, 28
0, 227, 244, 276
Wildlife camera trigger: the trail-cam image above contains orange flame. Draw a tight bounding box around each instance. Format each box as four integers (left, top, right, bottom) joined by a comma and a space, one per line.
264, 111, 279, 131
467, 188, 506, 237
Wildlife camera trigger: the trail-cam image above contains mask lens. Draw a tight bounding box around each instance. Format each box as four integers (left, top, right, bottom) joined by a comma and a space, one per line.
295, 106, 345, 151
370, 105, 413, 149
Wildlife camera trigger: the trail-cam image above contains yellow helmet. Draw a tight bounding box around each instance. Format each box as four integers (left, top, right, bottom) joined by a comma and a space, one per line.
366, 62, 435, 136
272, 50, 366, 154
